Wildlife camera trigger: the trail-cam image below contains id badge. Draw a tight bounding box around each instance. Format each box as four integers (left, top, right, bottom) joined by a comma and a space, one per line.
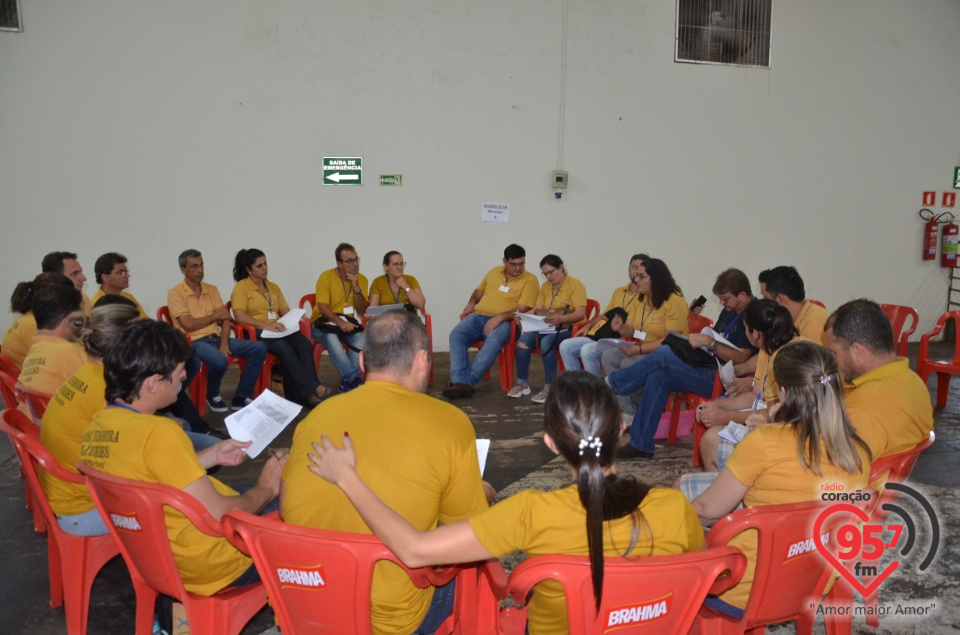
267, 311, 278, 321
343, 306, 355, 316
499, 285, 511, 293
633, 330, 647, 341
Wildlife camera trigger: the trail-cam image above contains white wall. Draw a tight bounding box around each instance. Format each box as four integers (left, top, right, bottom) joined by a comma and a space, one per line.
2, 0, 959, 349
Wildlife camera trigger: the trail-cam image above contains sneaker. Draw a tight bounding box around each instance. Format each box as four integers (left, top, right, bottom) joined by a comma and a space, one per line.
442, 383, 476, 400
618, 444, 654, 460
206, 396, 228, 413
230, 396, 253, 410
507, 384, 531, 398
531, 388, 549, 404
340, 376, 363, 394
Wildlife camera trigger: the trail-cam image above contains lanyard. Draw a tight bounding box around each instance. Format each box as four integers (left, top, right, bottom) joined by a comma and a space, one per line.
721, 310, 743, 338
388, 278, 404, 304
107, 402, 140, 414
254, 281, 273, 311
638, 303, 649, 330
339, 275, 354, 307
621, 289, 639, 310
549, 279, 564, 307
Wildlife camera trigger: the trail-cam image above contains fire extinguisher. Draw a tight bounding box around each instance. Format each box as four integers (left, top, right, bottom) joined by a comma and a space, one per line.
922, 210, 938, 261
942, 215, 959, 268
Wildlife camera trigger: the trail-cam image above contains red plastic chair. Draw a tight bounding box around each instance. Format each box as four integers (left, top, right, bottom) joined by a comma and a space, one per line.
692, 500, 857, 635
687, 312, 715, 334
0, 367, 19, 410
880, 304, 919, 357
1, 370, 47, 533
916, 310, 960, 407
809, 299, 826, 308
0, 351, 21, 376
221, 510, 490, 635
825, 432, 934, 630
460, 314, 518, 392
77, 464, 268, 635
499, 547, 746, 635
17, 383, 51, 426
1, 411, 120, 635
679, 373, 725, 461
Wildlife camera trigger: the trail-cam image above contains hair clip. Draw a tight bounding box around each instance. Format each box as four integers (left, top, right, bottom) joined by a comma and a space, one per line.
578, 435, 603, 457
819, 374, 833, 385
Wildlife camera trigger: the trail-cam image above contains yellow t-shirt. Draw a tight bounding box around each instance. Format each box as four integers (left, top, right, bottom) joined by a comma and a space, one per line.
845, 358, 933, 460
722, 424, 870, 609
752, 336, 804, 404
795, 301, 829, 344
167, 281, 226, 339
627, 292, 689, 342
40, 362, 106, 515
283, 381, 487, 635
587, 284, 643, 337
80, 407, 251, 596
312, 268, 370, 322
18, 334, 89, 396
470, 486, 704, 635
534, 275, 587, 314
90, 289, 149, 319
2, 312, 37, 368
474, 267, 539, 317
230, 278, 289, 324
368, 275, 421, 306
81, 293, 92, 313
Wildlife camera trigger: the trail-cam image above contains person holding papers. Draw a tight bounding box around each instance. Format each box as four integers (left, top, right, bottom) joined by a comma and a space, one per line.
606, 268, 760, 460
509, 255, 587, 404
367, 250, 426, 313
80, 319, 287, 595
230, 248, 329, 407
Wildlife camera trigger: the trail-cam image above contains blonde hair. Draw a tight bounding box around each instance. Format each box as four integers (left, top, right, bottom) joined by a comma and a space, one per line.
770, 340, 870, 475
67, 304, 141, 359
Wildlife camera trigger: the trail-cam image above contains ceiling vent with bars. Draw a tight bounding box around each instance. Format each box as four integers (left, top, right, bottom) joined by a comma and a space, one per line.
676, 0, 771, 67
1, 0, 22, 32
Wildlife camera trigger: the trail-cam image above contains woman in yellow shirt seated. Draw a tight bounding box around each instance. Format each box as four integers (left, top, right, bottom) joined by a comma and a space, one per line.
367, 251, 426, 313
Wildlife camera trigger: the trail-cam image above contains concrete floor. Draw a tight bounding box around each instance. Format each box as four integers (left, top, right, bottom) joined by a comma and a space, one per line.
0, 345, 956, 634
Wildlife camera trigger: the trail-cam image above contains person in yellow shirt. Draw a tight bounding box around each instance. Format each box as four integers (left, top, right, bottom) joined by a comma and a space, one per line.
307, 371, 704, 635
367, 250, 426, 313
41, 250, 92, 312
90, 252, 149, 318
311, 242, 368, 393
683, 341, 870, 616
758, 265, 828, 342
509, 255, 587, 403
80, 319, 286, 595
558, 254, 646, 377
444, 244, 539, 399
3, 272, 75, 368
18, 284, 86, 395
600, 257, 688, 377
824, 299, 933, 460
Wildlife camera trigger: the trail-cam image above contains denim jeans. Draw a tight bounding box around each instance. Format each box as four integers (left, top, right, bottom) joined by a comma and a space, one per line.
607, 347, 715, 453
192, 336, 267, 400
515, 329, 571, 386
558, 337, 603, 376
413, 578, 457, 635
311, 327, 363, 383
449, 314, 512, 386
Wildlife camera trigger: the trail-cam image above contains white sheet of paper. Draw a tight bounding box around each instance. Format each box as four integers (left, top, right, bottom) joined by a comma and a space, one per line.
476, 438, 491, 477
259, 308, 306, 339
366, 303, 405, 317
700, 327, 741, 351
517, 312, 556, 334
593, 338, 634, 352
224, 390, 303, 458
719, 360, 736, 387
481, 201, 509, 224
719, 421, 750, 444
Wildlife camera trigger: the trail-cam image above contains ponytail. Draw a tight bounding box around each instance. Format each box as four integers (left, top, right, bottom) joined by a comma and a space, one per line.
233, 248, 265, 282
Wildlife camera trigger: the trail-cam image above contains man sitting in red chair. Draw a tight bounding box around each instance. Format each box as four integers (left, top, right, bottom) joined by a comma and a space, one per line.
824, 299, 933, 460
80, 320, 286, 595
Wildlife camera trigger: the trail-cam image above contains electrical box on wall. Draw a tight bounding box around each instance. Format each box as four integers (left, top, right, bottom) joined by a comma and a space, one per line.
552, 170, 568, 190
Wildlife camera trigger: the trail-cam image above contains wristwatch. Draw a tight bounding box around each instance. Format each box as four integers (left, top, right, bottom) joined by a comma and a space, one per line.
404, 287, 411, 292
708, 340, 719, 352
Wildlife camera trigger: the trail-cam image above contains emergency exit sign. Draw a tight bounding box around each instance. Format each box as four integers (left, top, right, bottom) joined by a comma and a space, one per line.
323, 157, 362, 185
954, 166, 960, 189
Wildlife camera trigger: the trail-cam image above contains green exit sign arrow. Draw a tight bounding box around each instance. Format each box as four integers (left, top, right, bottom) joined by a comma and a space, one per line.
323, 157, 362, 185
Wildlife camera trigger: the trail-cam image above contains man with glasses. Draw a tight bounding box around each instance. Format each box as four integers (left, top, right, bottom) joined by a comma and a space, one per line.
444, 243, 538, 399
91, 252, 148, 317
312, 242, 368, 393
606, 268, 759, 460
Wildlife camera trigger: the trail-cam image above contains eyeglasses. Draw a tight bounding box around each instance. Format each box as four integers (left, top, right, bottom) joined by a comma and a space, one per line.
541, 268, 558, 278
340, 257, 360, 265
634, 273, 648, 281
111, 269, 130, 277
717, 294, 736, 304
389, 261, 407, 268
505, 259, 525, 268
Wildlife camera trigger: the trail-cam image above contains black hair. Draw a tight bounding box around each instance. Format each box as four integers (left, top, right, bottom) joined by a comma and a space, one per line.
10, 272, 73, 314
758, 266, 806, 302
743, 298, 798, 354
382, 250, 402, 266
503, 244, 525, 261
178, 249, 202, 269
104, 320, 191, 403
94, 252, 128, 285
630, 253, 650, 263
363, 310, 430, 375
825, 299, 896, 356
539, 254, 563, 270
543, 371, 651, 612
93, 294, 138, 310
41, 251, 78, 274
336, 243, 357, 262
639, 257, 682, 309
32, 285, 82, 330
712, 268, 752, 297
233, 248, 265, 282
